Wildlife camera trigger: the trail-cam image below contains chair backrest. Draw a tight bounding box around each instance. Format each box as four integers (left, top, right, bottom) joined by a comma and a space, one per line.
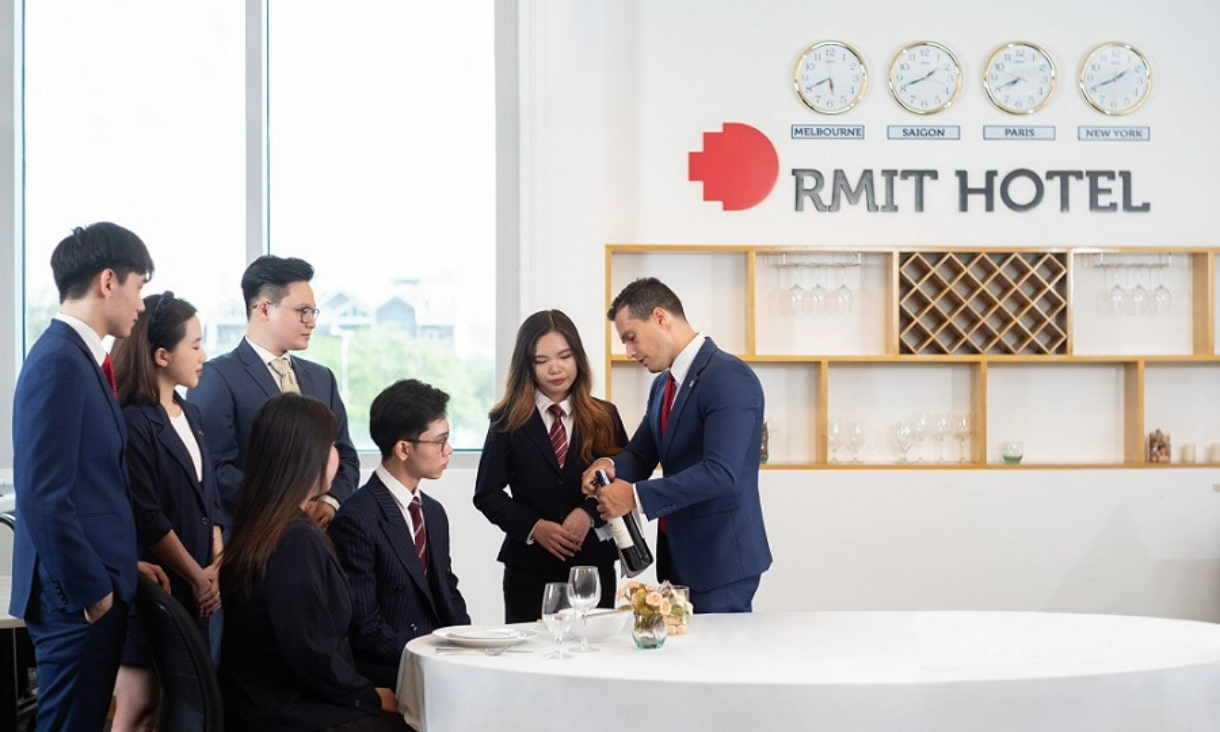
133, 576, 224, 732
0, 511, 15, 531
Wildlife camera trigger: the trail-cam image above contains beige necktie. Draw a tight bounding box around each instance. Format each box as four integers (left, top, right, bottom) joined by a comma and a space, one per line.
269, 356, 300, 394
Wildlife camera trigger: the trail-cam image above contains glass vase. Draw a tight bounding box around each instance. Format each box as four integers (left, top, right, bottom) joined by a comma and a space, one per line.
632, 613, 667, 649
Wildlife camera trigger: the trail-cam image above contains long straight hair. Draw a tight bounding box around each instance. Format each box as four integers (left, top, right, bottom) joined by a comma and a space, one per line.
221, 394, 337, 598
111, 292, 197, 407
489, 309, 621, 465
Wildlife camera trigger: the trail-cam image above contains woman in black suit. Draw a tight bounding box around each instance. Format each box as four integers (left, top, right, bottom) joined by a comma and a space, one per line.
220, 394, 410, 731
475, 309, 628, 623
110, 292, 224, 732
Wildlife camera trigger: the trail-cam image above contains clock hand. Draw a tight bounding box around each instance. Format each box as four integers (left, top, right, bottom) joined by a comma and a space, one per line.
807, 76, 830, 91
899, 67, 938, 92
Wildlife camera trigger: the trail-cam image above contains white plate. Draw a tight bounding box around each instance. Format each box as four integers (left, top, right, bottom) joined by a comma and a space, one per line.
432, 625, 537, 649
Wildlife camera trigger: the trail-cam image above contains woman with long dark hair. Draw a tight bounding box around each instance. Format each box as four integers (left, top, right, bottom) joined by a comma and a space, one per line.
110, 292, 223, 732
474, 309, 628, 622
219, 394, 409, 731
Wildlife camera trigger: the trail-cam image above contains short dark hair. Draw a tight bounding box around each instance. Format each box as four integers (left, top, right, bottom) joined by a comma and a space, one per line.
240, 255, 314, 317
607, 277, 686, 322
369, 379, 450, 460
50, 222, 154, 303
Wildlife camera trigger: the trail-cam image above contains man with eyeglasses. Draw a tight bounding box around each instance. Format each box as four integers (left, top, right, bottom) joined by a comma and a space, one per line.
329, 379, 470, 688
188, 255, 359, 529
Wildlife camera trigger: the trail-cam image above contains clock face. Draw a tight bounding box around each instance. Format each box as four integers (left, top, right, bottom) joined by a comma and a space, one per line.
983, 42, 1056, 114
889, 41, 963, 114
1080, 42, 1152, 115
794, 41, 868, 115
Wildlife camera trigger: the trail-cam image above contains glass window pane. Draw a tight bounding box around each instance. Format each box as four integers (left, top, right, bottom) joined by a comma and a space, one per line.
23, 1, 247, 358
268, 0, 496, 450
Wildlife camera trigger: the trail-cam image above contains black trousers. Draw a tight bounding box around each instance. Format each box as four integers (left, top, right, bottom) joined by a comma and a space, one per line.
502, 562, 616, 623
330, 713, 416, 731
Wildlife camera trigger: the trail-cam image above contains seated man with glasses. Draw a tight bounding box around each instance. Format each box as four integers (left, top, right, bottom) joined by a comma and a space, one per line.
188, 254, 359, 529
329, 379, 471, 687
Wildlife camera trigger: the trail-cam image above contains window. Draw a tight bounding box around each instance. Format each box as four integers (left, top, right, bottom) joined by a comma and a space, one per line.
267, 0, 497, 450
23, 1, 247, 357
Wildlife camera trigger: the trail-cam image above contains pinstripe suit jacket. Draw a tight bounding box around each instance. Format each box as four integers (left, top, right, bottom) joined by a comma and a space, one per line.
328, 473, 470, 670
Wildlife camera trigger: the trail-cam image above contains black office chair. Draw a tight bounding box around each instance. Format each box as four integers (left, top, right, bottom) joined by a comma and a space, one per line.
1, 510, 38, 731
133, 576, 224, 732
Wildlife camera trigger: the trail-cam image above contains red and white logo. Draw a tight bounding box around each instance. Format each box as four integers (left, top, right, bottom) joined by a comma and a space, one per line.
688, 123, 779, 211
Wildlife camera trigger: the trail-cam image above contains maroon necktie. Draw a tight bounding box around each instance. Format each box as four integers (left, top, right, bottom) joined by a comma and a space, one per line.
101, 354, 118, 398
408, 495, 429, 575
659, 373, 677, 435
548, 404, 568, 469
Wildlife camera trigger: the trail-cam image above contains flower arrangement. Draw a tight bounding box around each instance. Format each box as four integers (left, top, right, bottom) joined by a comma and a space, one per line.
616, 580, 694, 636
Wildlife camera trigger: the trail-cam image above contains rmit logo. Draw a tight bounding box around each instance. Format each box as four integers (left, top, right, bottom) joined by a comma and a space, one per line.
688, 123, 778, 211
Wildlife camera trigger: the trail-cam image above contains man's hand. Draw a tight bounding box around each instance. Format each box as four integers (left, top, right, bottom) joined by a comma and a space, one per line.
84, 591, 115, 624
580, 458, 616, 497
137, 561, 171, 593
531, 520, 583, 561
595, 479, 637, 520
376, 687, 399, 714
309, 499, 338, 529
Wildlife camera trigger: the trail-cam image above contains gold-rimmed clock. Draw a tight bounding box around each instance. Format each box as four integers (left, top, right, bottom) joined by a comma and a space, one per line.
983, 41, 1056, 114
794, 41, 868, 114
888, 41, 963, 114
1079, 42, 1152, 115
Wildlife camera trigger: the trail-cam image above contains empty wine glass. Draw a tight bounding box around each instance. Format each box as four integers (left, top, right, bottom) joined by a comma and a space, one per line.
893, 421, 915, 463
787, 266, 806, 315
845, 420, 865, 463
1153, 267, 1171, 316
833, 266, 853, 314
932, 413, 951, 463
805, 268, 826, 315
827, 420, 843, 463
567, 566, 601, 653
1127, 267, 1149, 316
1097, 266, 1124, 317
541, 582, 574, 660
911, 413, 929, 463
952, 412, 971, 463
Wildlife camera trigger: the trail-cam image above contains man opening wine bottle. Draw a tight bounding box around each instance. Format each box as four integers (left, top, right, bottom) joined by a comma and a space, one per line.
582, 277, 772, 613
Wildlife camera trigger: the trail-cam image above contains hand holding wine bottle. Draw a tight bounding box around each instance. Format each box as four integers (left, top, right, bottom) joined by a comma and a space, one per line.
593, 468, 653, 577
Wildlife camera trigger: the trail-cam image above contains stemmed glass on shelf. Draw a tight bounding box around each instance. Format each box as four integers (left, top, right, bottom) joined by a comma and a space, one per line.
952, 413, 971, 463
932, 413, 951, 463
541, 582, 575, 660
1153, 267, 1171, 315
827, 420, 843, 463
911, 413, 929, 463
845, 420, 865, 463
567, 566, 601, 653
893, 421, 915, 464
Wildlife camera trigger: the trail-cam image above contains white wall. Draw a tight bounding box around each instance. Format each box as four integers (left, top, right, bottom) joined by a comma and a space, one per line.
502, 0, 1220, 622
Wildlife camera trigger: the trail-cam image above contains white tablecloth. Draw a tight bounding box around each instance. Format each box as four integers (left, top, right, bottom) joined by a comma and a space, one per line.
397, 610, 1220, 731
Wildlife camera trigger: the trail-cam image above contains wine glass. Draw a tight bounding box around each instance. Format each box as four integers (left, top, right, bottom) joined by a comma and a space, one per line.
1153, 267, 1171, 316
845, 420, 865, 463
787, 266, 805, 315
827, 420, 843, 463
893, 421, 915, 463
952, 412, 971, 463
541, 582, 574, 660
1127, 267, 1149, 316
834, 267, 853, 314
932, 413, 951, 463
567, 566, 601, 653
911, 413, 929, 462
1097, 266, 1124, 317
807, 267, 827, 315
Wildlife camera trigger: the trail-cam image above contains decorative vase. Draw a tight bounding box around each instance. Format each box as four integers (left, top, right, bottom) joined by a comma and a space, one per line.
632, 613, 668, 649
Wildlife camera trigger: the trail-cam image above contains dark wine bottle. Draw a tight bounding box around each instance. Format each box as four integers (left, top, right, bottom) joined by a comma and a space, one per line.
595, 468, 654, 576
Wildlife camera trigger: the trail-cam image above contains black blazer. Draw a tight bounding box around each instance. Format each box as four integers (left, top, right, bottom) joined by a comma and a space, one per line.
473, 399, 628, 572
329, 474, 470, 678
186, 338, 359, 522
123, 398, 223, 616
220, 518, 380, 731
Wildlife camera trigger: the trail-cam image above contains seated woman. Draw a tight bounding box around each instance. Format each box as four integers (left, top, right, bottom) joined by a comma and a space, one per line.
219, 393, 411, 731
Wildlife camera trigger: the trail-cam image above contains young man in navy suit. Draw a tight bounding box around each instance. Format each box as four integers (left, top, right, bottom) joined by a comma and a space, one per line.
188, 255, 358, 528
329, 379, 470, 688
11, 223, 160, 731
582, 277, 772, 613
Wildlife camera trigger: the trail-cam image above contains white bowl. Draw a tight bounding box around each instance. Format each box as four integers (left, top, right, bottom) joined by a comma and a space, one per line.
576, 609, 632, 641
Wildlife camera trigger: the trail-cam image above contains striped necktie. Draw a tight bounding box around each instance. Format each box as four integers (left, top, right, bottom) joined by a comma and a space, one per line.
548, 404, 568, 469
407, 495, 428, 574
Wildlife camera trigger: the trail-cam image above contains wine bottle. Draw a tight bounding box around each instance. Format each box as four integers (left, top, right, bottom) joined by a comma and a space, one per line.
595, 468, 654, 576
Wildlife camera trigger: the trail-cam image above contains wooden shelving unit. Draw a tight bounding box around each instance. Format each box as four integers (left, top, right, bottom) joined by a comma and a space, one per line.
605, 245, 1220, 470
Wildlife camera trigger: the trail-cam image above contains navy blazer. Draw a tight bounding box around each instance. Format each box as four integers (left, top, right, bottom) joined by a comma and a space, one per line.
10, 319, 139, 616
473, 399, 627, 572
328, 474, 470, 675
186, 338, 359, 522
123, 399, 223, 613
220, 518, 380, 731
613, 338, 772, 592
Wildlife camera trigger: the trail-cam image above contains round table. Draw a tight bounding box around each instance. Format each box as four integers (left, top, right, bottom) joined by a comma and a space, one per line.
396, 611, 1220, 731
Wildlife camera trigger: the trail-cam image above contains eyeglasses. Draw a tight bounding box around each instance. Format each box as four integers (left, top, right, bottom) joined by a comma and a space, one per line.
406, 434, 451, 450
268, 302, 321, 324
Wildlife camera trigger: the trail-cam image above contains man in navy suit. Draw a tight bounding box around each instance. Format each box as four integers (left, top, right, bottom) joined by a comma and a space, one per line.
329, 379, 470, 687
583, 277, 772, 613
11, 223, 155, 731
187, 255, 358, 527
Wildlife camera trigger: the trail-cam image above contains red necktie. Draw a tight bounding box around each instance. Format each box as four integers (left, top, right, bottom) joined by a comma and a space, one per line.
659, 373, 677, 436
548, 404, 568, 469
408, 495, 429, 575
101, 354, 118, 398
